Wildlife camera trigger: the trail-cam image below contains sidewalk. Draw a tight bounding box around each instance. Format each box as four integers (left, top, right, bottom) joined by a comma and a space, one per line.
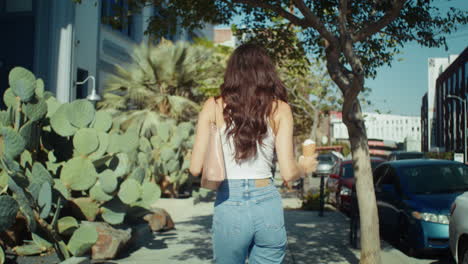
114, 194, 452, 264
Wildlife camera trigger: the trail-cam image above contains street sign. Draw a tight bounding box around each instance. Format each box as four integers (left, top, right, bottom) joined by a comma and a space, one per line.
454, 153, 464, 163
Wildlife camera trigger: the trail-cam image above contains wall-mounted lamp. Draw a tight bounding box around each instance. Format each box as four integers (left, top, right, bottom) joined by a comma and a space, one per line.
75, 75, 101, 103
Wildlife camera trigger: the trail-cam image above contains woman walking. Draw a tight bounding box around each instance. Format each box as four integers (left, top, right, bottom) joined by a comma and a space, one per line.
189, 44, 318, 264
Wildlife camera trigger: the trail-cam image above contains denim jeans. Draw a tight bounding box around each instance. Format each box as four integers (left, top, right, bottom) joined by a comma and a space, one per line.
212, 178, 287, 264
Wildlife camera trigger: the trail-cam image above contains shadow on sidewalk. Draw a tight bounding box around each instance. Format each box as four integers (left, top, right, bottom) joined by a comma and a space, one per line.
168, 215, 214, 262
283, 209, 359, 264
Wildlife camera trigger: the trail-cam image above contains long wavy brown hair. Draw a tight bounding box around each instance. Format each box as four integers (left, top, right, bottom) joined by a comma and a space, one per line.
219, 44, 288, 163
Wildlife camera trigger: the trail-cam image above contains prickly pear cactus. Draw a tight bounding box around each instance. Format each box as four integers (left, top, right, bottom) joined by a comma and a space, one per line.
0, 67, 165, 261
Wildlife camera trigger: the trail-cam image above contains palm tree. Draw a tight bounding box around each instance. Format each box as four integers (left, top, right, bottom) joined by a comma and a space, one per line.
98, 39, 226, 136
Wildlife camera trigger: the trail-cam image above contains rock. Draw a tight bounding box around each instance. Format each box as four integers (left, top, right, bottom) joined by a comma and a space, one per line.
143, 208, 175, 232
82, 222, 131, 260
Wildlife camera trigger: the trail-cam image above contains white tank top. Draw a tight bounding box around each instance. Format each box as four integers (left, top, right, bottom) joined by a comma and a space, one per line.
220, 123, 276, 179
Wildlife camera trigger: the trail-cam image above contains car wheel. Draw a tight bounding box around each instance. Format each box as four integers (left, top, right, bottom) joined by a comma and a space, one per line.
461, 243, 468, 264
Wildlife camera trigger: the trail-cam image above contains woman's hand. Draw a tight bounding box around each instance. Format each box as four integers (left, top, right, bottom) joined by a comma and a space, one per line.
298, 153, 319, 175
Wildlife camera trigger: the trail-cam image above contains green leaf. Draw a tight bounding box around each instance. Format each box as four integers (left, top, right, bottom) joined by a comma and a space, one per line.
32, 233, 53, 251
98, 169, 118, 194
3, 88, 16, 109
50, 104, 78, 137
139, 182, 161, 209
101, 198, 127, 225
93, 111, 113, 132
9, 67, 36, 102
14, 244, 43, 256
72, 198, 99, 222
57, 216, 79, 236
66, 100, 95, 128
67, 224, 98, 256
60, 157, 97, 191
0, 245, 5, 264
1, 126, 26, 159
88, 132, 109, 161
89, 182, 113, 202
38, 182, 52, 219
23, 98, 47, 121
73, 128, 99, 156
118, 179, 141, 205
0, 195, 19, 232
35, 78, 45, 98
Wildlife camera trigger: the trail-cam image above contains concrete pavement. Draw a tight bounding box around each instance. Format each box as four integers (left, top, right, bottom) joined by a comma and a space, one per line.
112, 191, 454, 264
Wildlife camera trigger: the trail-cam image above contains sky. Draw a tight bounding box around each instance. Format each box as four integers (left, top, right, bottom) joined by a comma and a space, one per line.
216, 1, 468, 117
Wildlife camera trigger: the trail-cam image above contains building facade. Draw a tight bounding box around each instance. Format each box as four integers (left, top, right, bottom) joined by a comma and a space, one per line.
421, 93, 429, 152
423, 55, 459, 150
433, 47, 468, 161
0, 0, 213, 105
330, 111, 421, 150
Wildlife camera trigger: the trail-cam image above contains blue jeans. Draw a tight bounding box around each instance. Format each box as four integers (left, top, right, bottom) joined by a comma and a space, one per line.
212, 178, 287, 264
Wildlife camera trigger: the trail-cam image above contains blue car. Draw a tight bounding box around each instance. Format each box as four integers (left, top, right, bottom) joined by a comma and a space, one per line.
373, 159, 468, 254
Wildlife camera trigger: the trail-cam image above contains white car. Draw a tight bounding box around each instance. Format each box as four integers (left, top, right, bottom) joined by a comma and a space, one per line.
450, 191, 468, 264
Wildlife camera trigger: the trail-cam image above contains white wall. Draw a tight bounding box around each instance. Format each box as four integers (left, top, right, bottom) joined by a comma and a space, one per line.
331, 113, 421, 146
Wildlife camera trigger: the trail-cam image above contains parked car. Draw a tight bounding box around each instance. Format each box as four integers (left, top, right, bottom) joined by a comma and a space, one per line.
450, 191, 468, 263
387, 151, 425, 161
327, 157, 385, 212
376, 159, 468, 254
314, 153, 341, 177
350, 159, 468, 253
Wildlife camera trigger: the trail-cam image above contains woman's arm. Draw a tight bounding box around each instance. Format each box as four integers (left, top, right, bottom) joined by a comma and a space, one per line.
189, 97, 215, 177
275, 101, 314, 182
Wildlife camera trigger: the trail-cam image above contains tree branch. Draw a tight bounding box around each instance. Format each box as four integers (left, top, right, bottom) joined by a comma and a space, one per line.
352, 0, 407, 42
229, 0, 310, 28
292, 0, 339, 46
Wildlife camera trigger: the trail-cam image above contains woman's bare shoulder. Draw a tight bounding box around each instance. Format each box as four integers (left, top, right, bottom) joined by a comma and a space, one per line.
272, 100, 291, 118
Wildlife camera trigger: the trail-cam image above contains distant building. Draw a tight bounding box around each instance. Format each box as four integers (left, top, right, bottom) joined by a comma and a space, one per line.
432, 47, 468, 162
0, 0, 213, 105
330, 111, 421, 151
214, 27, 237, 47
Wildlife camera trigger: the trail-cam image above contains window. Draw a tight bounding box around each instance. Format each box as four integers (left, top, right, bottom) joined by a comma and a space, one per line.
101, 0, 135, 39
373, 165, 389, 183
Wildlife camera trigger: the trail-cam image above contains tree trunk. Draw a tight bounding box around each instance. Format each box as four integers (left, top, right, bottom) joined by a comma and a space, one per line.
309, 110, 320, 142
342, 99, 382, 264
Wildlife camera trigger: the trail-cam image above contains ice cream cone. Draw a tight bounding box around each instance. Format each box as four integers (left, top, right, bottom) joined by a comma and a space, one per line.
302, 139, 316, 157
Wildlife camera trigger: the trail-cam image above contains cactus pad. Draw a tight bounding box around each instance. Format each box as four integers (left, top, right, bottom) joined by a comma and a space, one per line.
67, 224, 98, 256
38, 182, 52, 219
0, 195, 19, 232
60, 157, 97, 191
23, 98, 47, 121
0, 111, 11, 127
66, 100, 95, 128
50, 104, 78, 137
129, 167, 145, 184
101, 198, 127, 225
89, 182, 113, 202
32, 233, 52, 251
9, 67, 36, 102
139, 182, 161, 209
53, 179, 70, 200
58, 216, 79, 236
88, 132, 109, 160
98, 169, 118, 194
118, 179, 141, 205
45, 97, 61, 118
3, 89, 16, 109
73, 128, 99, 156
13, 244, 43, 256
108, 153, 129, 178
29, 163, 54, 200
72, 198, 99, 222
93, 111, 113, 132
1, 127, 26, 159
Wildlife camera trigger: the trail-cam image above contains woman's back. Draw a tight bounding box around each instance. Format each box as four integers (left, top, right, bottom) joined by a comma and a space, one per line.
214, 97, 277, 179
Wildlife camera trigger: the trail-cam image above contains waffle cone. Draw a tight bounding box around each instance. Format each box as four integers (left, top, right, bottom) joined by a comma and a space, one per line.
302, 142, 316, 157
